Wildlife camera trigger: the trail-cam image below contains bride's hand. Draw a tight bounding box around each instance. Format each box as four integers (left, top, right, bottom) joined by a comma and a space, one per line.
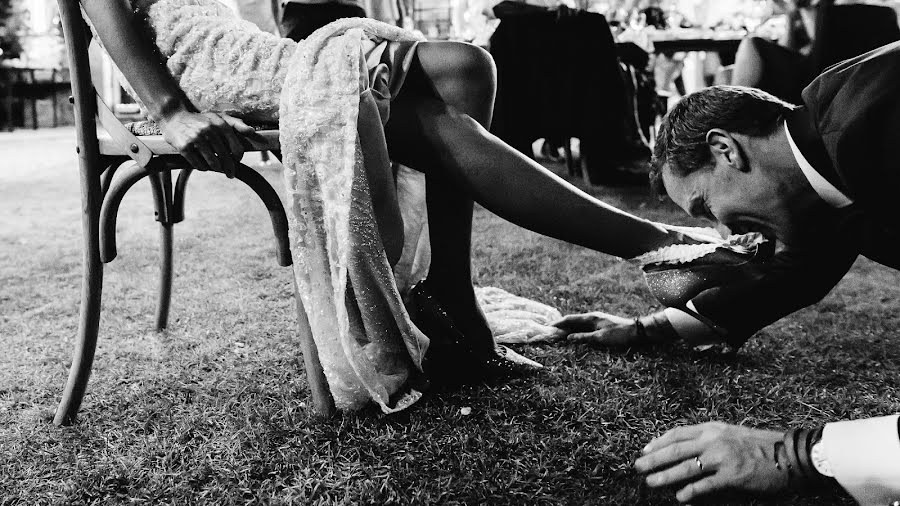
550, 312, 644, 347
158, 109, 259, 178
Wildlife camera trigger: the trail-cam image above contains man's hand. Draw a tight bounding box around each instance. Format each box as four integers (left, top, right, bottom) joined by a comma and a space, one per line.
550, 312, 642, 346
158, 110, 261, 177
551, 311, 679, 347
635, 422, 789, 503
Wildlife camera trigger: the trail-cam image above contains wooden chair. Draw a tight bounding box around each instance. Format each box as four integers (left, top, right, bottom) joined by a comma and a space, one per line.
54, 0, 335, 426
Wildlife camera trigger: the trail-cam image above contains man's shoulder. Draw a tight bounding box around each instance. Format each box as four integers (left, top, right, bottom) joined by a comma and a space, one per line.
804, 40, 900, 105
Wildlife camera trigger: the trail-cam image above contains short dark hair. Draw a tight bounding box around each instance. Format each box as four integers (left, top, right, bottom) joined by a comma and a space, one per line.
649, 85, 795, 195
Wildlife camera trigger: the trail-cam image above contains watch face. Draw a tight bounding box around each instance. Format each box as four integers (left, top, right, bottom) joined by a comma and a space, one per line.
811, 441, 835, 478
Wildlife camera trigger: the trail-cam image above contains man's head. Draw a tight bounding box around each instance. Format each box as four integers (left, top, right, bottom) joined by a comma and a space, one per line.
650, 85, 816, 243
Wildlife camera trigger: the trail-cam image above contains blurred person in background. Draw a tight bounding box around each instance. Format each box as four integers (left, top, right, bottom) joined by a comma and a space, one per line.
728, 0, 820, 102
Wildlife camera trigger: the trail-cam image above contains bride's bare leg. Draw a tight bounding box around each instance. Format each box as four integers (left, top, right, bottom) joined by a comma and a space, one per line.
388, 42, 495, 351
388, 42, 676, 261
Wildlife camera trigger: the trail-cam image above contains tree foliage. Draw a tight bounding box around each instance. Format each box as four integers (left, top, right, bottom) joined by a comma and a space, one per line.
0, 0, 27, 60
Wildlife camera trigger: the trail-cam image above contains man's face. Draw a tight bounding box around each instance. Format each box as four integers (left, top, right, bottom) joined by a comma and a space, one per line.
661, 156, 789, 241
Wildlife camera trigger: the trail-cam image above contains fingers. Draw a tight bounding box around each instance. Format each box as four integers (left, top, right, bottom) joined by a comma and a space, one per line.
212, 114, 248, 174
642, 424, 706, 454
222, 114, 255, 134
181, 146, 209, 173
551, 312, 628, 332
530, 327, 568, 343
644, 453, 713, 488
566, 331, 604, 344
635, 440, 705, 474
676, 475, 727, 503
192, 137, 222, 174
161, 111, 247, 175
550, 314, 596, 332
223, 114, 267, 147
205, 114, 240, 178
209, 131, 237, 178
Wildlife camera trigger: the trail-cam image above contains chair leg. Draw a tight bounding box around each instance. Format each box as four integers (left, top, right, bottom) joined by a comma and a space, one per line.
148, 169, 175, 331
234, 163, 292, 267
54, 158, 105, 426
30, 98, 38, 130
293, 280, 335, 417
563, 138, 575, 177
155, 223, 174, 331
99, 163, 153, 263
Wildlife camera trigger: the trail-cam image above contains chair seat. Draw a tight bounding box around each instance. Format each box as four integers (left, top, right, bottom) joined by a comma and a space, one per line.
98, 119, 281, 156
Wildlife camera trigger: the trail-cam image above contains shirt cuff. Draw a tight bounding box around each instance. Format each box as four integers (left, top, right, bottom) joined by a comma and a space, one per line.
664, 302, 718, 345
821, 414, 900, 506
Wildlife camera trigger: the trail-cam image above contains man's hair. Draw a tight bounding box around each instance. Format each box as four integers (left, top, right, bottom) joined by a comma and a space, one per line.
649, 85, 795, 195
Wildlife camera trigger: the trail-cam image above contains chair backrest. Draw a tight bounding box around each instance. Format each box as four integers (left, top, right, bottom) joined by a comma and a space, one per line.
810, 1, 900, 74
57, 0, 100, 169
56, 0, 155, 167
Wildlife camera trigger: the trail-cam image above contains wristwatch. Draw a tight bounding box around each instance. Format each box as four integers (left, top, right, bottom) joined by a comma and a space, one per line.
810, 439, 835, 478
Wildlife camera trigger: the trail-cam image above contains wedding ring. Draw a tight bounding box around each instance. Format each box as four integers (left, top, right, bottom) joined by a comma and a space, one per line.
695, 456, 703, 471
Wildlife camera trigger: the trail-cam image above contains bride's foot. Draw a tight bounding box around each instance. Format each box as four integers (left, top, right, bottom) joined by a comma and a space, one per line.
636, 232, 772, 336
405, 279, 542, 385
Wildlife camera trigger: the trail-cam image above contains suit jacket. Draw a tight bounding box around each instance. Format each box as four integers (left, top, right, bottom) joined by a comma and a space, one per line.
692, 41, 900, 345
691, 43, 900, 505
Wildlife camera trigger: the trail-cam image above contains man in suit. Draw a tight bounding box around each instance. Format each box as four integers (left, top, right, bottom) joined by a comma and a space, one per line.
556, 41, 900, 504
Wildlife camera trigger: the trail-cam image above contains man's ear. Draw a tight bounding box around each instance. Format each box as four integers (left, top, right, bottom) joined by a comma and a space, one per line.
706, 128, 749, 172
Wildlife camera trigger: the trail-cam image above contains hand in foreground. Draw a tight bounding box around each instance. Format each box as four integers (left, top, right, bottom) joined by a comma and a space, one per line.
551, 312, 641, 346
158, 110, 262, 177
635, 422, 789, 503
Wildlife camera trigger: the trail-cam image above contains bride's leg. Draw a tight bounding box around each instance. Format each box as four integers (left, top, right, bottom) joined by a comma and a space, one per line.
388, 42, 677, 261
391, 43, 495, 351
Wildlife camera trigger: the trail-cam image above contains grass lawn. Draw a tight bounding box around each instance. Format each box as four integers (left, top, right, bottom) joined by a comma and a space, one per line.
1, 128, 898, 505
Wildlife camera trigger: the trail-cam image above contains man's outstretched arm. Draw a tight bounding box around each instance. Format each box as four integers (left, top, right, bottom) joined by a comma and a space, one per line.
554, 234, 858, 348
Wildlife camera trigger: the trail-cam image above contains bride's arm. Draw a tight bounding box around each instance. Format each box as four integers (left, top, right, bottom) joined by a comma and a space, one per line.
81, 0, 256, 176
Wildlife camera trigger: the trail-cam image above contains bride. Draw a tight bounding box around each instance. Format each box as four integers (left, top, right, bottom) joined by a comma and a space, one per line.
81, 0, 742, 413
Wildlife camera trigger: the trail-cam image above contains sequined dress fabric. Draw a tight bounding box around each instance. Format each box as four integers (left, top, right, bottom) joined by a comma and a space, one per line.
128, 0, 561, 412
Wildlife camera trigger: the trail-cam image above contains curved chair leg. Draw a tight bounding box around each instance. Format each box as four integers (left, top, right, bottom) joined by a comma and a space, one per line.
234, 163, 292, 267
100, 155, 129, 197
155, 223, 173, 330
148, 170, 175, 331
172, 168, 192, 222
54, 159, 105, 426
99, 163, 154, 263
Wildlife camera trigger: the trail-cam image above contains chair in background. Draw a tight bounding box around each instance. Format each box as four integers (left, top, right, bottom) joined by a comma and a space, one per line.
53, 0, 334, 426
489, 3, 639, 186
0, 67, 72, 130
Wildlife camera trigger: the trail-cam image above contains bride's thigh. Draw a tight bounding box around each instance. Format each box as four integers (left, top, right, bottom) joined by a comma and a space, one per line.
384, 44, 495, 172
384, 59, 445, 171
412, 41, 496, 126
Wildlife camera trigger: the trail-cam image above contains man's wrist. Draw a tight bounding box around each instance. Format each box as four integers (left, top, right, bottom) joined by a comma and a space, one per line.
638, 311, 681, 344
780, 427, 838, 492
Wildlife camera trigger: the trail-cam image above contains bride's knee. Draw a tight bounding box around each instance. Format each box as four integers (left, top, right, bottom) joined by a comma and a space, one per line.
451, 43, 496, 86
418, 42, 496, 98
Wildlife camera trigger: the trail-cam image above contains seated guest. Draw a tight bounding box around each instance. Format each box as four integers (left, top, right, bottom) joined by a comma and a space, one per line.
729, 0, 818, 102
557, 40, 900, 504
730, 0, 900, 103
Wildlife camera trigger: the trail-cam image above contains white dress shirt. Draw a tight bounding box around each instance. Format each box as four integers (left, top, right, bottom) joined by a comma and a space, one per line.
822, 414, 900, 505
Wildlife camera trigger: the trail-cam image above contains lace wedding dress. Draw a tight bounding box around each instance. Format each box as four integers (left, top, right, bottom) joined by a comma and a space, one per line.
123, 0, 563, 412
